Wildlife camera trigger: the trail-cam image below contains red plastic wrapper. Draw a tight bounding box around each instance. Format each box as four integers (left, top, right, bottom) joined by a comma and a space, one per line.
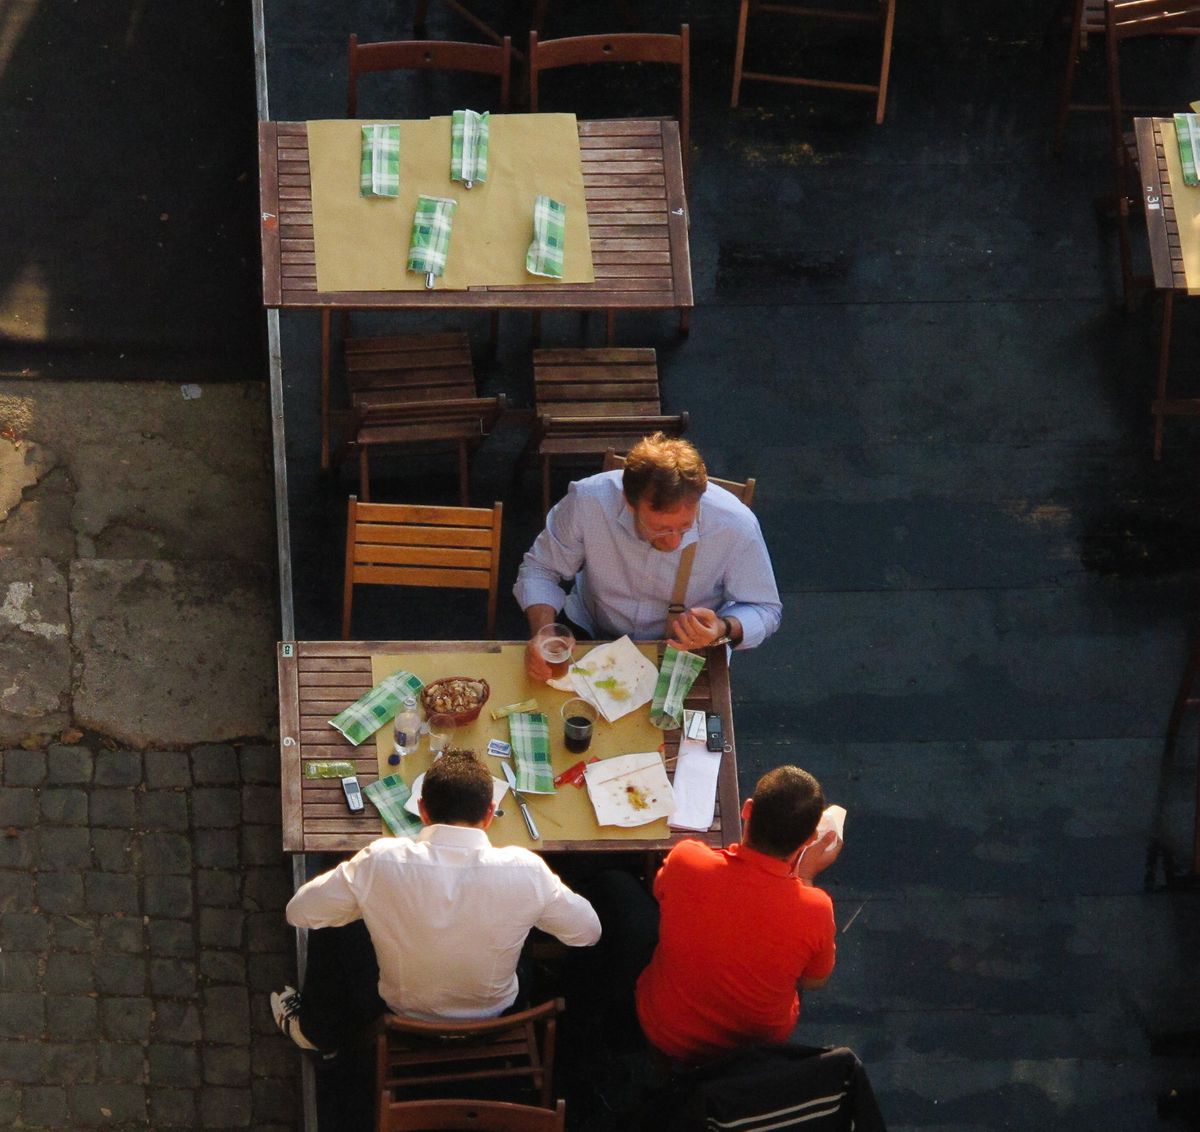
554, 757, 599, 789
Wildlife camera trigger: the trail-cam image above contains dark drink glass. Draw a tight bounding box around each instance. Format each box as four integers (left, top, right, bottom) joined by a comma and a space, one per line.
561, 698, 597, 753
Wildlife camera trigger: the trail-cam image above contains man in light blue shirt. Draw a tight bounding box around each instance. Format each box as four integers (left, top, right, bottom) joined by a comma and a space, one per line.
514, 434, 781, 679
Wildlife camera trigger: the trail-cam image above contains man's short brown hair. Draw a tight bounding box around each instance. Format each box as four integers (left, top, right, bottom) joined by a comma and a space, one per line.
622, 433, 708, 510
745, 766, 825, 858
421, 752, 493, 825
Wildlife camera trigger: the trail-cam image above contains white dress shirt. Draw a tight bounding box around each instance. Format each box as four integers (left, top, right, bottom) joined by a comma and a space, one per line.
513, 472, 782, 649
286, 825, 600, 1020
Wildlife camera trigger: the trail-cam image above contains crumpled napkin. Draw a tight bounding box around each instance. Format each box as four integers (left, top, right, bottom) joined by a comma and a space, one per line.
451, 109, 489, 187
360, 124, 400, 197
649, 646, 706, 730
526, 195, 566, 279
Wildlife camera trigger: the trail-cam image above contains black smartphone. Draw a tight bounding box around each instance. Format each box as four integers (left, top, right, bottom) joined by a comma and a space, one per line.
706, 713, 724, 752
341, 775, 364, 813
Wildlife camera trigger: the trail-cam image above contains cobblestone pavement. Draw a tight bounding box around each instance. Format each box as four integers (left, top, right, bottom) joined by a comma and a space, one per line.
0, 740, 300, 1130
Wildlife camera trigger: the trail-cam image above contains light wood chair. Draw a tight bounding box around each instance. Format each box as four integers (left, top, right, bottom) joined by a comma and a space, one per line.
342, 332, 505, 505
375, 999, 564, 1128
342, 496, 503, 639
602, 449, 757, 508
730, 0, 897, 125
383, 1099, 565, 1132
1105, 0, 1200, 312
348, 33, 512, 115
531, 347, 688, 515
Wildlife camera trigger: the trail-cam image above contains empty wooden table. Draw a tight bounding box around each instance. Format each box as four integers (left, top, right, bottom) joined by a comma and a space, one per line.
258, 118, 694, 467
276, 639, 739, 854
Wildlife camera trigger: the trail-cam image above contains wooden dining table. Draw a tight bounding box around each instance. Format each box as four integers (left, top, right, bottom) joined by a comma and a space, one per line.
1133, 116, 1200, 458
276, 639, 740, 855
257, 117, 694, 467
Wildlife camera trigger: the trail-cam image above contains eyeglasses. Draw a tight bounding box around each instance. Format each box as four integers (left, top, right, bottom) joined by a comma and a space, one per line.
635, 512, 696, 544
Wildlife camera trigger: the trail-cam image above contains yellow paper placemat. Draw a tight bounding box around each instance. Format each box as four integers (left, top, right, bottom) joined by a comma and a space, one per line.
309, 115, 595, 291
371, 645, 668, 847
1160, 120, 1200, 295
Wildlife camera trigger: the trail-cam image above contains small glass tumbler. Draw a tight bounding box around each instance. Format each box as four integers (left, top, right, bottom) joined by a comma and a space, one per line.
427, 713, 455, 756
561, 698, 598, 754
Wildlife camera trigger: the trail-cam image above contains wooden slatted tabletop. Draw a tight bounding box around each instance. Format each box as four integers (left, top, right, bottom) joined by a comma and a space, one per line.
1135, 117, 1186, 291
258, 118, 693, 314
277, 640, 740, 854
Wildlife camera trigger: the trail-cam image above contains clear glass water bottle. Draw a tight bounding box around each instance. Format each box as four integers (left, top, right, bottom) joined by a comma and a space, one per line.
393, 695, 420, 758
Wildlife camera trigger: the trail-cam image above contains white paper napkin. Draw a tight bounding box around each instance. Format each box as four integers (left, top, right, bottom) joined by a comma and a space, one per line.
584, 752, 674, 826
569, 636, 658, 722
667, 734, 721, 831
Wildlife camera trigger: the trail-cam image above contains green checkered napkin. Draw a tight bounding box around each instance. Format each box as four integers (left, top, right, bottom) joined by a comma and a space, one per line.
407, 195, 457, 280
1176, 114, 1200, 187
360, 124, 400, 197
451, 109, 489, 186
525, 196, 566, 279
507, 712, 556, 794
363, 774, 424, 837
649, 646, 707, 730
328, 670, 424, 746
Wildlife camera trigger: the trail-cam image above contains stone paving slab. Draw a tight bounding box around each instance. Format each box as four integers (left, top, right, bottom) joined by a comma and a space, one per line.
0, 741, 299, 1131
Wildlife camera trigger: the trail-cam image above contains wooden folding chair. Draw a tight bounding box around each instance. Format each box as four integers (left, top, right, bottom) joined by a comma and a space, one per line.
348, 33, 512, 115
341, 332, 505, 504
730, 0, 896, 123
375, 999, 564, 1128
383, 1099, 566, 1132
1106, 0, 1200, 312
342, 496, 503, 639
602, 449, 757, 508
531, 347, 688, 515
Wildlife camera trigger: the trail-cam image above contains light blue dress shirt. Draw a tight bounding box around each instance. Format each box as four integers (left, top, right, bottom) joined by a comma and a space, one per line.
513, 472, 782, 649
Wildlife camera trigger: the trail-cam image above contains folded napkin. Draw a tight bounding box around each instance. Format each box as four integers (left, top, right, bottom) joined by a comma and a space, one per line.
507, 712, 556, 794
526, 195, 566, 279
1176, 114, 1200, 187
407, 195, 458, 283
451, 109, 490, 187
360, 124, 400, 198
328, 670, 424, 746
668, 734, 720, 831
364, 774, 424, 837
649, 646, 707, 730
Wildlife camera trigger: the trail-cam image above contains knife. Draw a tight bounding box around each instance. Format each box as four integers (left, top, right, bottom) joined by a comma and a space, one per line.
501, 762, 540, 841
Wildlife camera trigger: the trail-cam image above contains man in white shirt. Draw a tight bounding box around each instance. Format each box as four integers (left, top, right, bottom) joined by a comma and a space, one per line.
271, 752, 601, 1056
514, 433, 781, 679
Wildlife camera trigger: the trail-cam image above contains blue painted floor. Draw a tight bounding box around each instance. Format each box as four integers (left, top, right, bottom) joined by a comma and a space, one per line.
263, 1, 1200, 1127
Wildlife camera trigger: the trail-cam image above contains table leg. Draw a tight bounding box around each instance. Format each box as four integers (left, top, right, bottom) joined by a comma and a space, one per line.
321, 310, 332, 471
1154, 289, 1174, 461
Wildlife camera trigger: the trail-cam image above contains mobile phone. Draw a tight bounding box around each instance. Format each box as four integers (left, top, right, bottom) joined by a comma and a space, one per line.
341, 775, 364, 813
706, 713, 724, 752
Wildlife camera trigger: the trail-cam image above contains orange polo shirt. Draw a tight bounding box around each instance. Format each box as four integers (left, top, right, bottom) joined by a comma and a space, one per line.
635, 838, 836, 1063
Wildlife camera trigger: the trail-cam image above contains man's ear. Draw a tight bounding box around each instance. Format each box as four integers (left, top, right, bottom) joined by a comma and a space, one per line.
480, 801, 496, 829
417, 799, 431, 825
740, 797, 754, 833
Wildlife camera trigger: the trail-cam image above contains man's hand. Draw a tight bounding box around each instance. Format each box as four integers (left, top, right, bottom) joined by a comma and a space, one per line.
667, 607, 725, 651
524, 604, 559, 681
793, 830, 842, 884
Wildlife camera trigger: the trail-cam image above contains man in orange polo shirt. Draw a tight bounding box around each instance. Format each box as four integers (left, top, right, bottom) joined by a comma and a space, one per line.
636, 765, 841, 1063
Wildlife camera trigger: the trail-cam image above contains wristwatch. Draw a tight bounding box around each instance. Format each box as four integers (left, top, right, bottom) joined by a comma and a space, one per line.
710, 618, 733, 648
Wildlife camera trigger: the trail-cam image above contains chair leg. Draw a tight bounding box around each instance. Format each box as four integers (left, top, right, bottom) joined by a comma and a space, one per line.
605, 310, 616, 345
1154, 289, 1174, 461
1116, 196, 1136, 314
541, 456, 551, 518
678, 308, 690, 336
321, 310, 332, 471
413, 0, 430, 34
359, 448, 371, 503
531, 311, 542, 346
1054, 0, 1087, 154
458, 440, 470, 506
875, 0, 896, 125
488, 310, 500, 357
731, 0, 751, 108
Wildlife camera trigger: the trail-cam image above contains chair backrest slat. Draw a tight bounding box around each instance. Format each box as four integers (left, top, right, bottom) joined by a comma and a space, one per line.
348, 33, 512, 116
383, 1098, 567, 1132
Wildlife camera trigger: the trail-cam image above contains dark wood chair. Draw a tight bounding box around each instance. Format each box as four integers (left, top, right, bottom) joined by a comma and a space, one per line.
341, 332, 505, 505
375, 999, 565, 1129
382, 1099, 566, 1132
531, 347, 688, 515
1105, 0, 1200, 312
348, 33, 512, 115
342, 496, 503, 639
602, 449, 756, 508
731, 0, 897, 124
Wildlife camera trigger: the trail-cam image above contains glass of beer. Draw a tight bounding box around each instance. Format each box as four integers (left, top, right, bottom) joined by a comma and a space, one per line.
534, 623, 575, 680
